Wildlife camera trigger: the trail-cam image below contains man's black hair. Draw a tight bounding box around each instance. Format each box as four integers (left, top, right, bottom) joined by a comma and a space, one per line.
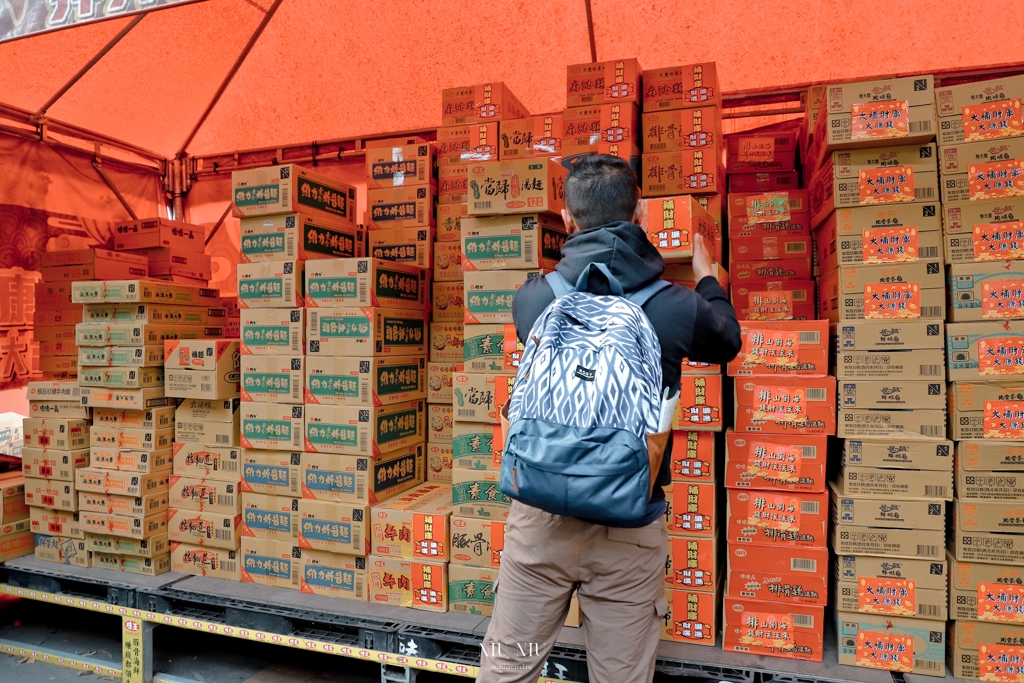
564, 154, 639, 230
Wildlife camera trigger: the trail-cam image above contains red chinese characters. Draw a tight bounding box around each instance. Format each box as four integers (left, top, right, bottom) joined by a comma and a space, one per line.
859, 166, 916, 204
851, 100, 910, 141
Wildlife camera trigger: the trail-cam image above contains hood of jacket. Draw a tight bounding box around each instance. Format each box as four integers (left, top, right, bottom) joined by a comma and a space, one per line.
554, 221, 665, 292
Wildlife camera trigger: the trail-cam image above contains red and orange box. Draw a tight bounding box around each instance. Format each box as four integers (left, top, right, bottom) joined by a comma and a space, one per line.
672, 374, 723, 431
724, 432, 828, 492
728, 190, 808, 225
498, 115, 564, 159
441, 83, 528, 127
665, 534, 718, 592
438, 164, 468, 204
732, 281, 816, 321
722, 597, 825, 662
641, 106, 719, 153
730, 233, 813, 262
562, 102, 640, 151
726, 543, 829, 605
728, 171, 800, 194
637, 196, 718, 263
727, 320, 829, 377
643, 148, 722, 197
669, 431, 715, 483
662, 587, 718, 646
642, 63, 719, 112
436, 124, 499, 166
725, 489, 829, 548
731, 258, 813, 283
725, 123, 800, 174
664, 481, 716, 537
567, 58, 641, 107
733, 376, 837, 435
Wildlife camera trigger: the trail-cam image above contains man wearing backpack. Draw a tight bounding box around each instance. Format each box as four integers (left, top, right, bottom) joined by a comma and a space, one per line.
477, 154, 741, 683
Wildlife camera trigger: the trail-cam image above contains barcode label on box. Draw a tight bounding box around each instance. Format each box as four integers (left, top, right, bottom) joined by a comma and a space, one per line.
920, 365, 943, 376
216, 435, 229, 444
474, 202, 492, 210
291, 330, 300, 353
792, 614, 814, 628
924, 485, 947, 497
798, 331, 820, 344
920, 426, 944, 438
915, 187, 936, 199
921, 246, 939, 258
786, 243, 806, 254
361, 379, 369, 405
800, 501, 820, 515
921, 306, 943, 317
356, 477, 366, 501
917, 545, 939, 557
807, 388, 828, 401
914, 659, 941, 671
801, 446, 818, 459
284, 279, 293, 304
918, 603, 942, 618
217, 495, 234, 508
791, 558, 817, 573
221, 560, 236, 572
292, 381, 301, 402
358, 281, 367, 302
215, 529, 232, 541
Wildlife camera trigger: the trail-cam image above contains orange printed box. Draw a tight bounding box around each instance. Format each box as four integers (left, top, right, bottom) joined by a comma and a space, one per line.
637, 195, 717, 263
732, 281, 816, 322
369, 482, 453, 561
730, 232, 812, 262
669, 431, 716, 483
498, 115, 563, 159
726, 489, 829, 548
726, 543, 829, 606
731, 258, 813, 283
441, 82, 528, 127
672, 374, 723, 431
729, 171, 800, 194
726, 125, 800, 174
435, 202, 466, 243
733, 376, 837, 435
562, 102, 640, 151
567, 58, 641, 107
438, 163, 469, 204
723, 597, 825, 662
664, 534, 717, 592
436, 124, 499, 166
661, 587, 718, 646
727, 320, 829, 377
643, 148, 722, 197
728, 188, 809, 223
724, 432, 827, 493
466, 159, 566, 216
642, 106, 719, 153
642, 63, 719, 112
367, 555, 448, 612
664, 481, 716, 537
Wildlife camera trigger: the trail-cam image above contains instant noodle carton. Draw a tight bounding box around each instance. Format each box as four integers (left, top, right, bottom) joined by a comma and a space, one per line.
370, 482, 453, 561
725, 489, 828, 548
835, 554, 947, 621
240, 492, 299, 542
240, 538, 301, 589
367, 555, 448, 611
300, 549, 367, 600
304, 355, 425, 407
722, 597, 824, 662
449, 515, 504, 569
835, 612, 945, 676
171, 542, 240, 580
724, 432, 827, 492
726, 543, 828, 606
429, 322, 464, 363
668, 431, 715, 483
239, 212, 364, 262
665, 534, 717, 592
661, 587, 718, 646
664, 481, 716, 537
299, 445, 424, 504
231, 164, 357, 224
642, 63, 718, 112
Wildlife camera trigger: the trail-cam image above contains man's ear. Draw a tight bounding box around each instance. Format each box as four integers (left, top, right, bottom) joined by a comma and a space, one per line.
632, 200, 643, 224
561, 208, 574, 233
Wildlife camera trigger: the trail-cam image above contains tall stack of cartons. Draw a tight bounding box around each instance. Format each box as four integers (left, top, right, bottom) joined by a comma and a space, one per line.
803, 74, 950, 677
565, 58, 642, 175
68, 279, 225, 576
722, 319, 833, 662
934, 74, 1024, 680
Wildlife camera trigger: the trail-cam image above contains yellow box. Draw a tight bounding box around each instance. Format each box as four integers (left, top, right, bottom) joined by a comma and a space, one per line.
441, 82, 528, 126
466, 159, 566, 216
240, 492, 299, 542
78, 345, 164, 368
369, 482, 453, 560
449, 515, 504, 569
90, 424, 172, 452
93, 405, 175, 429
23, 418, 90, 450
367, 555, 448, 612
435, 202, 466, 242
297, 499, 368, 556
303, 400, 424, 456
171, 542, 241, 580
452, 372, 514, 424
567, 58, 641, 106
168, 475, 241, 514
300, 549, 367, 601
168, 508, 241, 550
433, 241, 463, 281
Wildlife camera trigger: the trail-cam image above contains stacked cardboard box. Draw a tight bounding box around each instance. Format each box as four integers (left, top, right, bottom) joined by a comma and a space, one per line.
723, 319, 832, 662
115, 218, 210, 286
566, 58, 642, 173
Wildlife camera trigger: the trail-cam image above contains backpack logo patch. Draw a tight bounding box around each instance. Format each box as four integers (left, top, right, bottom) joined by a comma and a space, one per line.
574, 365, 596, 382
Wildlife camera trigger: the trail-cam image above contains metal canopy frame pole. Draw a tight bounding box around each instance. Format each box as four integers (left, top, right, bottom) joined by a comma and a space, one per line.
583, 0, 597, 63
92, 156, 140, 220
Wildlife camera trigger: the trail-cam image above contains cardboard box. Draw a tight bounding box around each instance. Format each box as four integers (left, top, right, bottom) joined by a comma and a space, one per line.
815, 207, 942, 272
34, 282, 75, 310
30, 507, 82, 539
835, 347, 945, 380
836, 408, 946, 440
297, 499, 368, 555
438, 163, 469, 204
304, 401, 424, 456
664, 481, 716, 537
818, 266, 946, 321
948, 322, 1024, 382
672, 374, 723, 431
837, 258, 944, 295
239, 402, 304, 451
726, 126, 799, 174
562, 102, 640, 150
728, 188, 808, 224
300, 549, 367, 601
452, 372, 513, 424
369, 483, 453, 560
241, 493, 299, 542
839, 380, 945, 411
957, 469, 1024, 502
566, 57, 640, 106
71, 279, 218, 306
731, 232, 812, 263
464, 270, 544, 325
726, 543, 828, 605
305, 307, 428, 357
171, 542, 240, 580
643, 149, 722, 196
231, 164, 356, 223
113, 217, 206, 252
642, 106, 719, 154
947, 550, 1024, 621
733, 376, 837, 435
27, 400, 88, 421
239, 212, 364, 262
957, 439, 1024, 472
451, 467, 509, 519
811, 74, 935, 145
236, 260, 303, 309
957, 498, 1024, 534
27, 380, 82, 401
80, 510, 166, 539
89, 446, 171, 474
305, 355, 425, 407
662, 262, 729, 292
366, 185, 435, 230
498, 115, 563, 159
660, 587, 718, 646
168, 475, 241, 514
163, 368, 240, 400
939, 137, 1024, 204
836, 553, 947, 599
834, 319, 944, 351
427, 443, 453, 483
733, 280, 816, 321
435, 202, 466, 242
432, 281, 464, 322
451, 421, 503, 470
722, 597, 824, 662
669, 431, 715, 483
726, 489, 828, 548
131, 247, 210, 280
643, 63, 718, 111
948, 620, 1024, 681
636, 195, 717, 262
300, 444, 424, 504
78, 345, 163, 368
34, 535, 90, 568
941, 197, 1024, 264
88, 533, 168, 557
80, 387, 170, 412
21, 446, 88, 481
935, 74, 1024, 145
168, 508, 241, 550
367, 555, 448, 611
665, 534, 718, 592
240, 538, 301, 589
809, 144, 939, 228
22, 420, 88, 455
90, 423, 173, 451
240, 308, 304, 356
78, 366, 164, 390
39, 251, 148, 282
427, 404, 453, 443
449, 563, 498, 615
427, 362, 459, 403
447, 514, 503, 567
950, 259, 1024, 323
731, 258, 813, 283
729, 171, 800, 194
727, 320, 828, 377
78, 491, 167, 518
366, 143, 432, 188
239, 355, 303, 404
948, 381, 1024, 440
436, 123, 499, 166
93, 407, 173, 430
432, 240, 462, 280
832, 524, 944, 560
75, 322, 221, 348
164, 339, 239, 372
724, 432, 826, 492
836, 612, 946, 676
466, 159, 566, 216
955, 528, 1024, 565
368, 227, 433, 270
441, 82, 528, 126
838, 464, 951, 500
75, 468, 168, 498
174, 412, 239, 446
93, 552, 169, 575
831, 480, 945, 531
240, 449, 302, 497
461, 214, 566, 271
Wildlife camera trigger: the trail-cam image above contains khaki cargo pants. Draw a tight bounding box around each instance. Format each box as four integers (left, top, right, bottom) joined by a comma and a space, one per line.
477, 501, 667, 683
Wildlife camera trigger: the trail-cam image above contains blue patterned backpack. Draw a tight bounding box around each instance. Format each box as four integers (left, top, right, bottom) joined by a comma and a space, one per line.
501, 263, 670, 524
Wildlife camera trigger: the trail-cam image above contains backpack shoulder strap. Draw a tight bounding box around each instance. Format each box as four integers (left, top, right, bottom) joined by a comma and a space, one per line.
626, 279, 672, 308
545, 270, 575, 299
